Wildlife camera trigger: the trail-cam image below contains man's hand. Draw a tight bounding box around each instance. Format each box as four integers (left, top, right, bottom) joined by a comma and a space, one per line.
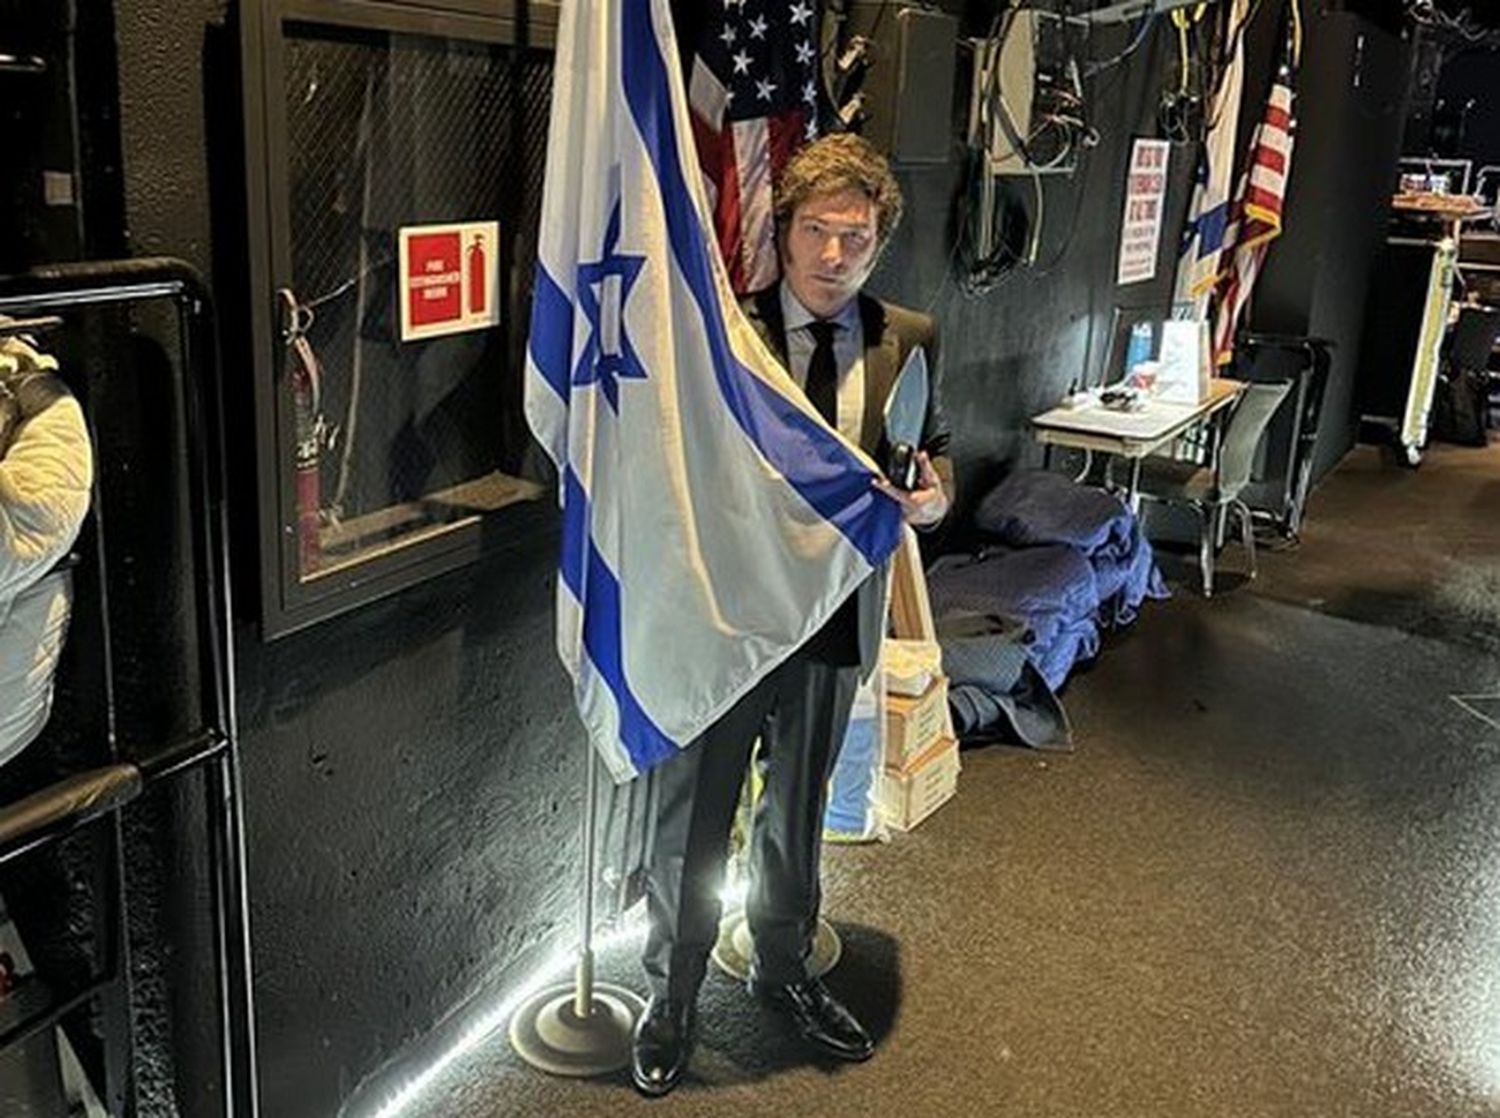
873, 450, 948, 527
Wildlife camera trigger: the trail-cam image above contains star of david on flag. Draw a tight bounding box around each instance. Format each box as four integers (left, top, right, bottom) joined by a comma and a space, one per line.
573, 200, 648, 410
524, 0, 902, 781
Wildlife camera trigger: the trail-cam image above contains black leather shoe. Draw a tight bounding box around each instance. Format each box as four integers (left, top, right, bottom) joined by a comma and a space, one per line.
747, 975, 874, 1062
630, 995, 694, 1097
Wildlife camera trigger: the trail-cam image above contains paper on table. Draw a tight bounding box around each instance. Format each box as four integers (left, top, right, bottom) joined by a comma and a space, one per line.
1156, 319, 1206, 404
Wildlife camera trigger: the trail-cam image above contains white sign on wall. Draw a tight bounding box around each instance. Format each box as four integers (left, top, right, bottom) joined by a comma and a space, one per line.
1116, 139, 1170, 286
398, 220, 501, 342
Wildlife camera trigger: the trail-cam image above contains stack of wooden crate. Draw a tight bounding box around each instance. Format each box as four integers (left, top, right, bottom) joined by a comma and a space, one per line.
878, 530, 959, 832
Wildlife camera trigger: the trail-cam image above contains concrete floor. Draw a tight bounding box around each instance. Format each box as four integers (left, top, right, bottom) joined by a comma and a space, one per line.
401, 441, 1500, 1118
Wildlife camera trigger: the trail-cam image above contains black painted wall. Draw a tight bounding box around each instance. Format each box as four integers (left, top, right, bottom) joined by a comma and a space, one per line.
45, 1, 1416, 1115
1250, 9, 1416, 479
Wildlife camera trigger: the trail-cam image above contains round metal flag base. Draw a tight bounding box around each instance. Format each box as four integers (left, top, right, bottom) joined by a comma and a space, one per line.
710, 909, 841, 981
508, 982, 646, 1077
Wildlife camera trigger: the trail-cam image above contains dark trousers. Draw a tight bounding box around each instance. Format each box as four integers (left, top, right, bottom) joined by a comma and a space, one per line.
641, 647, 861, 1001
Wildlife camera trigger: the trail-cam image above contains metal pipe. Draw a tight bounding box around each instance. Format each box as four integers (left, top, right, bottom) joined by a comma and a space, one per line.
0, 315, 63, 337
574, 744, 600, 1019
0, 980, 108, 1053
0, 257, 208, 312
0, 729, 225, 866
135, 729, 227, 783
0, 53, 47, 75
0, 767, 142, 866
174, 267, 263, 1118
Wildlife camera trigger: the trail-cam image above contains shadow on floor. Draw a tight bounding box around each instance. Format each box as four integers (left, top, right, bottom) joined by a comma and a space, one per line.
669, 923, 902, 1091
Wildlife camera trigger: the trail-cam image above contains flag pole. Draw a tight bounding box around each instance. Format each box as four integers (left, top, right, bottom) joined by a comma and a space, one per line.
711, 767, 843, 980
509, 744, 645, 1076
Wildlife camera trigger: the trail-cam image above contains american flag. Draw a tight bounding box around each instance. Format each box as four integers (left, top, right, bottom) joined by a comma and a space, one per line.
688, 0, 825, 294
1212, 34, 1298, 366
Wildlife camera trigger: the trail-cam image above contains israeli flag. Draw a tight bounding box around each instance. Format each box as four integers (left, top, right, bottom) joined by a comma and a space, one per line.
1173, 0, 1249, 313
524, 0, 903, 781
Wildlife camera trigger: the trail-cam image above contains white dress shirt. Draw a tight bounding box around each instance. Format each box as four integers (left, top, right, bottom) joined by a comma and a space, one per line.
779, 283, 866, 445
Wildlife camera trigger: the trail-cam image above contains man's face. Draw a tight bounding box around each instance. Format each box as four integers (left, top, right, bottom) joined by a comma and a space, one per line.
781, 188, 881, 319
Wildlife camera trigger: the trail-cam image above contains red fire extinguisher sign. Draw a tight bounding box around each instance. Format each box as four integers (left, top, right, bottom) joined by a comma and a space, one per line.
399, 220, 501, 342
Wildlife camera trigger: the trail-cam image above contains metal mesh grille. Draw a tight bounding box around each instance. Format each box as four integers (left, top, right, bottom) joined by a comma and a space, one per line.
282, 24, 551, 580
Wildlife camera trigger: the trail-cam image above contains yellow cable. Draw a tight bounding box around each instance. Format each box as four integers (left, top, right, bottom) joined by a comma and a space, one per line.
1170, 4, 1208, 98
1177, 19, 1189, 94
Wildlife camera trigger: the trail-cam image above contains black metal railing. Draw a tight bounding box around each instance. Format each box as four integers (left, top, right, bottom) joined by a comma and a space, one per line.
0, 258, 258, 1117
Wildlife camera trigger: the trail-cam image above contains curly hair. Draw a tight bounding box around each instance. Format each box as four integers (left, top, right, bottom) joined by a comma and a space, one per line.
773, 133, 904, 249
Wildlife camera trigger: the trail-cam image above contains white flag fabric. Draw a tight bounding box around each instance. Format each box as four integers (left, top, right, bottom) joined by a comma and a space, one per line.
1173, 0, 1250, 314
524, 0, 903, 782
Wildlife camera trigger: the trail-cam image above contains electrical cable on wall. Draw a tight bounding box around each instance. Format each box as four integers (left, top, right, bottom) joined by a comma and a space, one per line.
827, 0, 892, 128
953, 0, 1152, 296
1159, 0, 1269, 147
1404, 1, 1500, 47
1085, 12, 1156, 76
919, 0, 1254, 300
1158, 2, 1206, 142
957, 4, 1050, 293
332, 67, 379, 525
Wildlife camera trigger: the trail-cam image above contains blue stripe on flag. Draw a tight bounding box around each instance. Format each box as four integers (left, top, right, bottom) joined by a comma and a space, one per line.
581, 535, 678, 772
529, 263, 574, 402
619, 0, 899, 570
561, 467, 588, 599
1199, 203, 1230, 256
560, 466, 677, 772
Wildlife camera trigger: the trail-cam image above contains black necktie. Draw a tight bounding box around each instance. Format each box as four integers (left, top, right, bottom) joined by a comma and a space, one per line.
805, 320, 838, 426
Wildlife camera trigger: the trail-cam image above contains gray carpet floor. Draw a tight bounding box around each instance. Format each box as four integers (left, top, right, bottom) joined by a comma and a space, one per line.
404, 442, 1500, 1118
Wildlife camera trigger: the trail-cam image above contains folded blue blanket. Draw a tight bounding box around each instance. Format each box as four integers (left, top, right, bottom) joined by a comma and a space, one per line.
943, 626, 1074, 747
1092, 515, 1170, 625
928, 470, 1169, 692
1032, 615, 1100, 690
975, 469, 1135, 559
972, 469, 1168, 626
929, 545, 1100, 624
929, 546, 1102, 690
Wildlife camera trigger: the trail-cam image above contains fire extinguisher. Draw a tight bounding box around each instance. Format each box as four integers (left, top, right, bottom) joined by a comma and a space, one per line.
281, 290, 322, 576
467, 235, 487, 316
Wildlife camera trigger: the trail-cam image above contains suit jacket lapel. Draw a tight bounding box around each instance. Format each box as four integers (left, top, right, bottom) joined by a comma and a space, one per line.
747, 287, 789, 368
859, 294, 900, 456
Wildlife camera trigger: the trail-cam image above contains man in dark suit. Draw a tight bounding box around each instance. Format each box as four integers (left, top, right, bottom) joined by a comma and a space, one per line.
631, 133, 952, 1097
